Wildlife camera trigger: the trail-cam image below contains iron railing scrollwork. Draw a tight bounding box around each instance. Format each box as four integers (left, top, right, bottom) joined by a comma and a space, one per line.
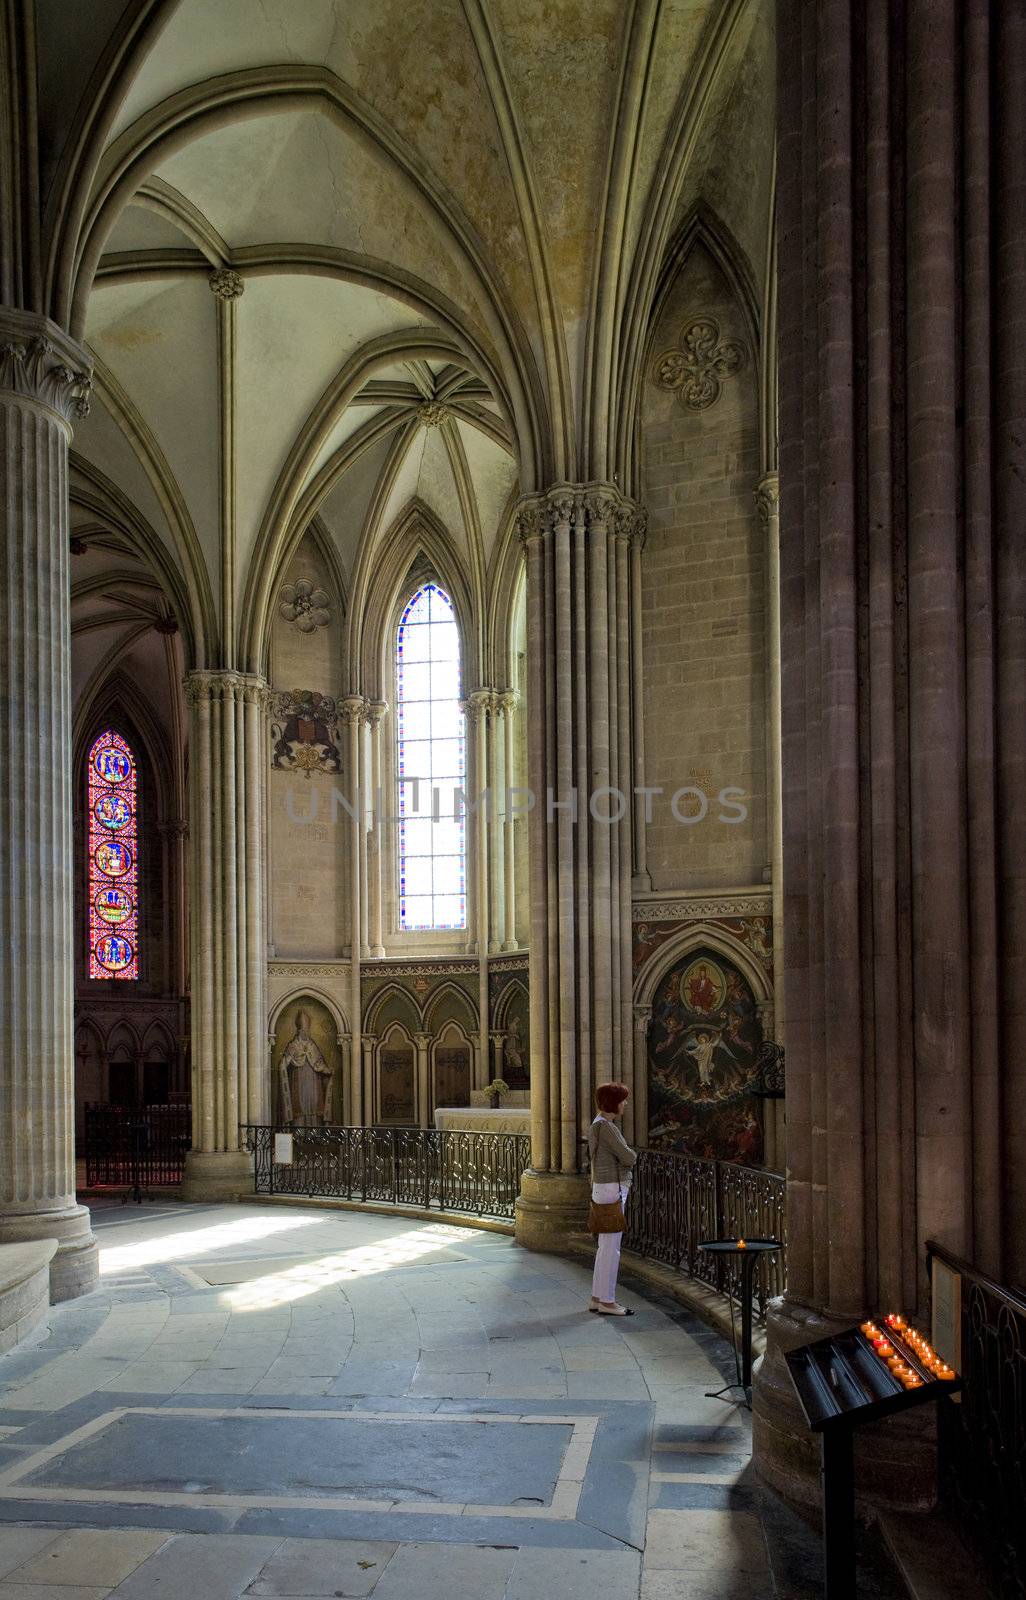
83, 1102, 192, 1188
240, 1124, 532, 1222
927, 1240, 1026, 1598
624, 1149, 786, 1317
754, 1039, 786, 1097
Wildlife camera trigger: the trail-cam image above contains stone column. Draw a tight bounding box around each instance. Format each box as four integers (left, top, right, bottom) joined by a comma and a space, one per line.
464, 690, 492, 1081
338, 1034, 351, 1124
340, 697, 365, 1122
414, 1032, 432, 1128
756, 474, 784, 1045
181, 671, 268, 1199
0, 311, 98, 1301
361, 1036, 376, 1124
498, 690, 519, 949
632, 1005, 650, 1149
158, 818, 189, 997
487, 695, 503, 953
514, 485, 644, 1250
366, 701, 386, 958
629, 527, 652, 892
755, 0, 1026, 1513
490, 1031, 505, 1082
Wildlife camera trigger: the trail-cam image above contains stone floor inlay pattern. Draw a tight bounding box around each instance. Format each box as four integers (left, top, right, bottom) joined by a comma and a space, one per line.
0, 1201, 903, 1599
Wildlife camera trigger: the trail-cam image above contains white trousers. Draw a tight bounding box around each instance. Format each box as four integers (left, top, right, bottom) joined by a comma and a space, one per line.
591, 1181, 628, 1302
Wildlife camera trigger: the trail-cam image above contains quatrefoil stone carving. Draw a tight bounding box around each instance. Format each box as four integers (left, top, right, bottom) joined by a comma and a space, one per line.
653, 315, 747, 411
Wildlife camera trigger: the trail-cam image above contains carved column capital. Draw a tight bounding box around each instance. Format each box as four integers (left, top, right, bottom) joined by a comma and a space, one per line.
516, 484, 645, 545
496, 688, 519, 716
0, 310, 92, 427
755, 472, 780, 527
339, 694, 368, 726
365, 699, 388, 727
184, 669, 268, 708
462, 688, 495, 723
516, 498, 549, 545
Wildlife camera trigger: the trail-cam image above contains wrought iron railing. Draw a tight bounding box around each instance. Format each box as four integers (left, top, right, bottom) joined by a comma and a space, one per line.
927, 1240, 1026, 1598
624, 1149, 786, 1317
83, 1102, 192, 1187
240, 1124, 532, 1222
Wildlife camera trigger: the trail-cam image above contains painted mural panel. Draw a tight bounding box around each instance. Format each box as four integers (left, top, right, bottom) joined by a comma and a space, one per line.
380, 1046, 416, 1123
647, 947, 763, 1164
274, 997, 342, 1126
434, 1045, 471, 1110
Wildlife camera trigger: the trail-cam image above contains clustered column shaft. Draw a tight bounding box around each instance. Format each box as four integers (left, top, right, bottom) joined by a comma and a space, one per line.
516, 485, 645, 1187
754, 0, 1026, 1514
182, 671, 268, 1196
0, 311, 97, 1300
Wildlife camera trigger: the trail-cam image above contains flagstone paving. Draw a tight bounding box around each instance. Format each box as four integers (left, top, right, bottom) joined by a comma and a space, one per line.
0, 1201, 899, 1598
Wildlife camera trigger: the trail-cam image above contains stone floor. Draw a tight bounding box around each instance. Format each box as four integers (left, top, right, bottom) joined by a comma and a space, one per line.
0, 1201, 901, 1599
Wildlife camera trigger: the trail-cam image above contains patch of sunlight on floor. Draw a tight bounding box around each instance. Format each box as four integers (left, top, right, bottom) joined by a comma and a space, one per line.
225, 1225, 472, 1310
99, 1213, 323, 1274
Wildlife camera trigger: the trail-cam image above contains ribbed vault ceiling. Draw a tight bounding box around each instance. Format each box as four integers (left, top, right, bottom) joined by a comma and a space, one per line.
38, 0, 772, 679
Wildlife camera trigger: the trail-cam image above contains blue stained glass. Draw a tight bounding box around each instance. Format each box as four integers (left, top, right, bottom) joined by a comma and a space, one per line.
396, 582, 467, 931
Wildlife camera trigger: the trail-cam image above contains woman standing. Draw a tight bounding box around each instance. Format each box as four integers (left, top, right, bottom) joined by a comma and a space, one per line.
588, 1082, 637, 1315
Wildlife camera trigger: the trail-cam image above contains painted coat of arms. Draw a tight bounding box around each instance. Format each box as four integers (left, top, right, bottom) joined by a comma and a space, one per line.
270, 690, 341, 776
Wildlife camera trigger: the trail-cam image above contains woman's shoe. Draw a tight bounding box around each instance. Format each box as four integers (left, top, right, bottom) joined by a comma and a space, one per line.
594, 1301, 634, 1316
588, 1296, 601, 1312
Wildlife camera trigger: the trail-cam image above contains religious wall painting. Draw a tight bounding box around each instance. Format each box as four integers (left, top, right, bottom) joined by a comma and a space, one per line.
270, 690, 341, 776
633, 914, 773, 979
379, 1040, 416, 1124
493, 980, 529, 1088
647, 946, 763, 1164
273, 996, 343, 1127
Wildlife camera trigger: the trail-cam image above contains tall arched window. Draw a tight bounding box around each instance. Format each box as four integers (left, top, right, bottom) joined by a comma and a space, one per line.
396, 582, 467, 930
87, 730, 139, 979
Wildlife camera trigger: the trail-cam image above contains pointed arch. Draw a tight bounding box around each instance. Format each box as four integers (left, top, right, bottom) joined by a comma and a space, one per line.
364, 982, 423, 1036
632, 921, 771, 1010
268, 987, 350, 1041
621, 201, 761, 488
423, 981, 478, 1035
354, 498, 477, 697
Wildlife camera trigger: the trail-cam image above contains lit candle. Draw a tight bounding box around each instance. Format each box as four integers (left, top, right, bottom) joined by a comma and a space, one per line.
874, 1341, 894, 1357
737, 1239, 747, 1250
903, 1375, 923, 1389
936, 1365, 955, 1380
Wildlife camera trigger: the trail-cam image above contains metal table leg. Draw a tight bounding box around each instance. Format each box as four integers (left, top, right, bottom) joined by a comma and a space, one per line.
821, 1428, 857, 1600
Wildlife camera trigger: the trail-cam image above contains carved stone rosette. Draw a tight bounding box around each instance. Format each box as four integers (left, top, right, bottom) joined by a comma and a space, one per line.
208, 268, 245, 300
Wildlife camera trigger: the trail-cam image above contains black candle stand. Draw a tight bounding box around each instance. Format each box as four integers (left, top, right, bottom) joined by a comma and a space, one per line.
698, 1237, 783, 1407
786, 1322, 962, 1600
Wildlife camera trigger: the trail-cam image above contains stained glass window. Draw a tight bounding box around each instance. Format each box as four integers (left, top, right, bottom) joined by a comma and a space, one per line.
87, 730, 139, 979
396, 583, 467, 930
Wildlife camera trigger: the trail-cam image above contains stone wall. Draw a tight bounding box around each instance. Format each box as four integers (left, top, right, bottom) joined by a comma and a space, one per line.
640, 240, 767, 892
268, 533, 349, 959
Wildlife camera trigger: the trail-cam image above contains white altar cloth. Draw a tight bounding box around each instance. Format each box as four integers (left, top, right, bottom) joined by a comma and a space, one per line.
433, 1106, 532, 1134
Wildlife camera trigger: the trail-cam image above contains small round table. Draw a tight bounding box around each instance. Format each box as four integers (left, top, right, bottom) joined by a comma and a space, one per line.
698, 1237, 784, 1407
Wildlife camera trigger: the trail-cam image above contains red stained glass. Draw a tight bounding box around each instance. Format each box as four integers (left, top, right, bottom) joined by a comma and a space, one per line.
88, 731, 139, 979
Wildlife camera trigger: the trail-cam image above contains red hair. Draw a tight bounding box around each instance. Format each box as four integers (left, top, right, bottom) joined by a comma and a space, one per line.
595, 1081, 630, 1113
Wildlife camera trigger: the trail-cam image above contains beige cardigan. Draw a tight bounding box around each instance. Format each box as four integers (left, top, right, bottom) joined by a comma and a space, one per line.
588, 1116, 638, 1186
